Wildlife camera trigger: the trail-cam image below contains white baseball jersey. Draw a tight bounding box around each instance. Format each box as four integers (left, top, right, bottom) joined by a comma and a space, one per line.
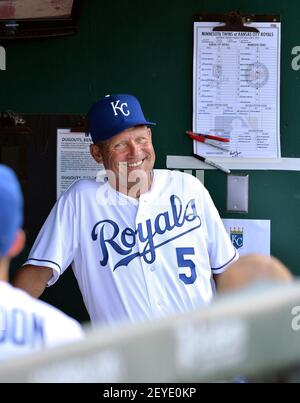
25, 170, 237, 326
0, 282, 83, 362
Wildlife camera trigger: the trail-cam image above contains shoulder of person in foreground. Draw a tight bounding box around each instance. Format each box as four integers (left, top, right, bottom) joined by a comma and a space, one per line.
215, 254, 293, 293
39, 297, 85, 347
0, 282, 84, 364
15, 285, 85, 347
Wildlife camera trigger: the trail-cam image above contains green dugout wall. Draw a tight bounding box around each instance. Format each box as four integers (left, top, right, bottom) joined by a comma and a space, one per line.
1, 0, 300, 322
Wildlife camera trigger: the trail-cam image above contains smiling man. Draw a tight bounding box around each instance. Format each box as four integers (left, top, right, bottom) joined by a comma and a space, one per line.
90, 125, 155, 198
13, 94, 238, 326
88, 94, 156, 199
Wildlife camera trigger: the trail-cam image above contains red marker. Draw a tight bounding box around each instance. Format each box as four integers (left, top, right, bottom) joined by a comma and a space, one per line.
186, 132, 229, 152
186, 131, 230, 143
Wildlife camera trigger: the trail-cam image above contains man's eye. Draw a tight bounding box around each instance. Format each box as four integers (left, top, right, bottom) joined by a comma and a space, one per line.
114, 143, 125, 149
137, 137, 147, 144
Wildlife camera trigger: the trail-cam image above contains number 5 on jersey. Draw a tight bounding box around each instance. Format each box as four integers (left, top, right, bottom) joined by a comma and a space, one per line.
176, 247, 197, 284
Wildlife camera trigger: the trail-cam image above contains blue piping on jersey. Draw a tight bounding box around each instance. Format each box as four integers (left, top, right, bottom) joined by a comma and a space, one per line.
211, 248, 237, 273
27, 258, 62, 274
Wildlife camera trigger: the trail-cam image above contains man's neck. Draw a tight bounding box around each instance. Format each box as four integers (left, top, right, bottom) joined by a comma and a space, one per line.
114, 171, 154, 199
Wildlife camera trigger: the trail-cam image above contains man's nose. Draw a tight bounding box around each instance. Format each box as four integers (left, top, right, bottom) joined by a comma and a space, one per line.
127, 141, 140, 155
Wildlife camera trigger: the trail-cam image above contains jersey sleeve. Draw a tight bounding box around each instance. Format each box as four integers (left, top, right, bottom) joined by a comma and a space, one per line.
24, 193, 79, 286
200, 185, 238, 274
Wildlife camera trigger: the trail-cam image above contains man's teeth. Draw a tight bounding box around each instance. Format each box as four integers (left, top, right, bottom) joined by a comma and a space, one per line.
127, 160, 143, 168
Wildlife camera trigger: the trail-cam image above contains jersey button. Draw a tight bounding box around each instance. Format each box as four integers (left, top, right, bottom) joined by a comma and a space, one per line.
150, 266, 156, 272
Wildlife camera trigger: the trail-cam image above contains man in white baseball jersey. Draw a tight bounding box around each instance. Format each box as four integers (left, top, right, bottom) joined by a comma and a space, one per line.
14, 94, 238, 326
0, 164, 83, 362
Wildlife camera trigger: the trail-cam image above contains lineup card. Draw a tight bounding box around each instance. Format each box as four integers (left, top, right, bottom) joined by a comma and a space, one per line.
193, 21, 281, 159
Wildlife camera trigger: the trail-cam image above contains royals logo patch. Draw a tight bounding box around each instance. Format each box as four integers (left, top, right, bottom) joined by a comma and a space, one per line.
230, 227, 243, 249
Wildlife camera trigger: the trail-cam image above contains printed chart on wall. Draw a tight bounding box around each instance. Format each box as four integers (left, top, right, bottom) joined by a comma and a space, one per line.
57, 129, 104, 199
193, 19, 281, 159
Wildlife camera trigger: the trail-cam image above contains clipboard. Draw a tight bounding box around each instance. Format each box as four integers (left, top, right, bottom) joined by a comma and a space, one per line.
195, 11, 280, 30
192, 11, 281, 161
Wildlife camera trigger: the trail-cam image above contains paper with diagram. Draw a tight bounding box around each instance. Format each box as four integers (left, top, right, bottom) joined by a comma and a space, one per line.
193, 21, 281, 159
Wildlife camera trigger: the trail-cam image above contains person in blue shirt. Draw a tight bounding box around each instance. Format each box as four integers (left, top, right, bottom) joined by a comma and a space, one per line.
0, 164, 83, 362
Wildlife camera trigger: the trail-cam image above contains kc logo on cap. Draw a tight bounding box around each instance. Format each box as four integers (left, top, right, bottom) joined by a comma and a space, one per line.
110, 100, 130, 117
87, 94, 156, 143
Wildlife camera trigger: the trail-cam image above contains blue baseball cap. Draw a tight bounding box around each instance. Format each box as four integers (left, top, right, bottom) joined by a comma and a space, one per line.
87, 94, 156, 143
0, 165, 23, 257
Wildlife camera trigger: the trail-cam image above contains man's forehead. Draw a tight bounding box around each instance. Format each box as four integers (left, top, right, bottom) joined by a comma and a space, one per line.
110, 125, 150, 141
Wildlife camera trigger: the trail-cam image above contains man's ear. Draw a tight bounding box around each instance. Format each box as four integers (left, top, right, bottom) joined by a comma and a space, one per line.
7, 230, 25, 258
90, 144, 103, 164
